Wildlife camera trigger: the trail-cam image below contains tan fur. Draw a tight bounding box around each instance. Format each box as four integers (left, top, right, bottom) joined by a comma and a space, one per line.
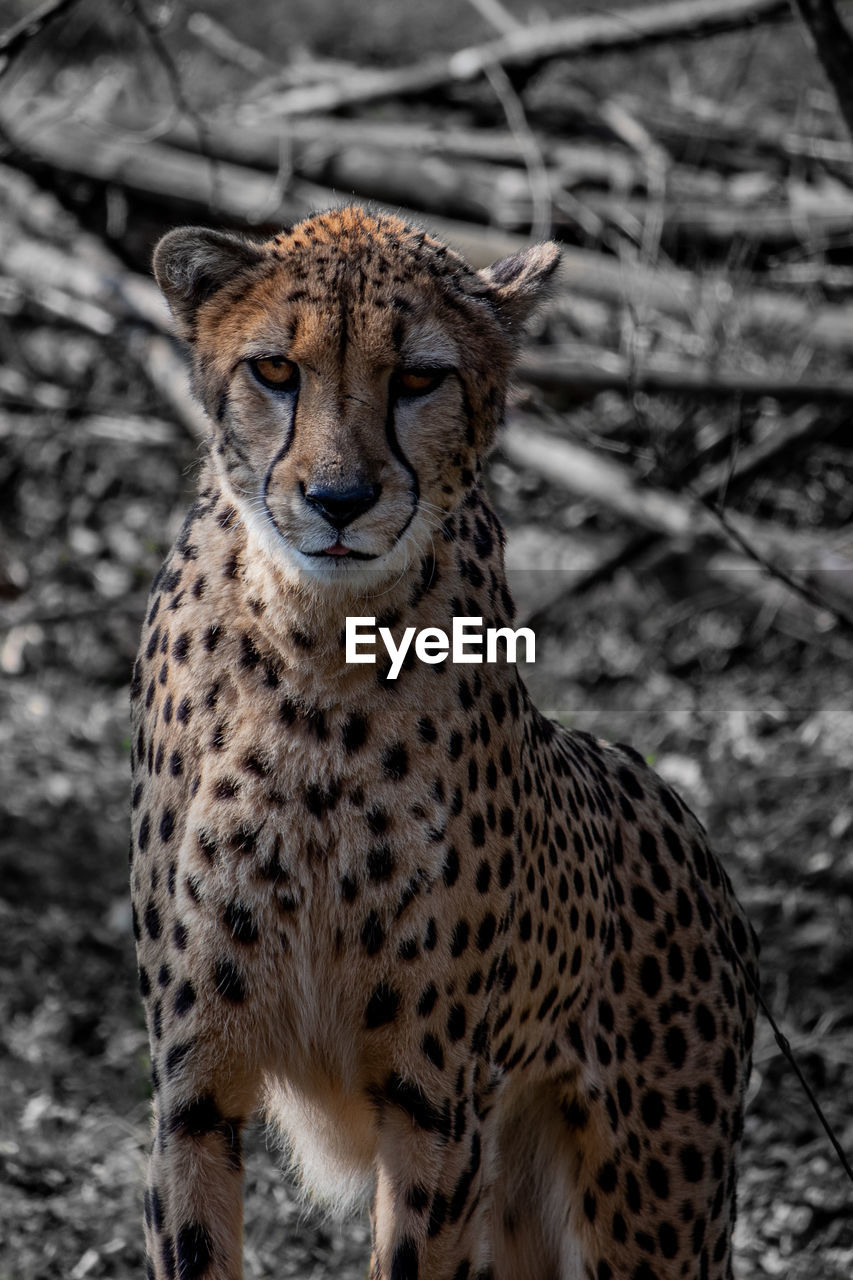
132, 207, 757, 1280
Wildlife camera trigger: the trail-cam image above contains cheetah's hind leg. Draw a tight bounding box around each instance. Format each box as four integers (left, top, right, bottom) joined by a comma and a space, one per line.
492, 1082, 586, 1280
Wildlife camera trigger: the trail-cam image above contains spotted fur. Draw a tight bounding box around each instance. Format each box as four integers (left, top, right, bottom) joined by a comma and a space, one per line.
131, 206, 758, 1280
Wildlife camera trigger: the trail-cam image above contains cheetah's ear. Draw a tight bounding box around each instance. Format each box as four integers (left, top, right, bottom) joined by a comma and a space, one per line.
479, 242, 561, 330
153, 226, 266, 337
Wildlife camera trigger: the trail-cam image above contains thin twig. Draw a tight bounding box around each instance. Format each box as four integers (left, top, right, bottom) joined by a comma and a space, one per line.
718, 401, 746, 508
699, 883, 853, 1187
125, 0, 221, 211
251, 0, 793, 118
464, 0, 522, 37
698, 493, 853, 634
791, 0, 853, 142
597, 97, 671, 174
185, 11, 272, 74
458, 0, 551, 239
0, 0, 79, 74
481, 61, 552, 241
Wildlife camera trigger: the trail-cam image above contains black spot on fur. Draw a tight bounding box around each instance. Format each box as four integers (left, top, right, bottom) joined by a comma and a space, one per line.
382, 743, 409, 780
145, 901, 161, 940
390, 1238, 419, 1280
214, 958, 245, 1002
173, 981, 196, 1016
223, 902, 258, 944
361, 910, 384, 955
377, 1072, 448, 1135
365, 982, 402, 1028
175, 1222, 213, 1278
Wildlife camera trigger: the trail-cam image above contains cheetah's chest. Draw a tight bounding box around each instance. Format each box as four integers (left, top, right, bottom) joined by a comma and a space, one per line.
155, 632, 517, 1027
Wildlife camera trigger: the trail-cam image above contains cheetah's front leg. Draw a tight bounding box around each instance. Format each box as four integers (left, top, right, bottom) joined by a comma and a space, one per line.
142, 1046, 261, 1279
368, 1085, 495, 1280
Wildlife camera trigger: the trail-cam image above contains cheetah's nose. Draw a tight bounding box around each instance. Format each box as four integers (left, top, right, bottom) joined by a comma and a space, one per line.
302, 482, 381, 529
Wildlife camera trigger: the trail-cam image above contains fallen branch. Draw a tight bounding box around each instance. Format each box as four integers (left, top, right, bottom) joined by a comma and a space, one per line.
0, 229, 165, 334
517, 346, 853, 401
0, 0, 78, 72
158, 111, 853, 255
0, 406, 178, 445
184, 100, 851, 204
580, 189, 853, 248
502, 417, 822, 556
196, 114, 672, 192
8, 109, 853, 355
319, 156, 853, 247
160, 115, 717, 230
0, 262, 115, 336
131, 331, 209, 440
289, 144, 520, 227
503, 410, 853, 620
0, 104, 307, 226
0, 173, 206, 439
7, 212, 853, 416
609, 91, 853, 174
180, 113, 594, 168
251, 0, 792, 117
766, 262, 853, 289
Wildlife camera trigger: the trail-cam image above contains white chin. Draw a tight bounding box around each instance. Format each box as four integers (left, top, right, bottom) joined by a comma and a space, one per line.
239, 504, 413, 592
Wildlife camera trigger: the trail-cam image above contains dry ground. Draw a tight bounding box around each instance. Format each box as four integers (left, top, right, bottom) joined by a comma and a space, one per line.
2, 319, 852, 1279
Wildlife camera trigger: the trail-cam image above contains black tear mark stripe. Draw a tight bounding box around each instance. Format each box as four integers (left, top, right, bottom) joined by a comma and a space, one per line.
261, 395, 299, 527
384, 398, 420, 540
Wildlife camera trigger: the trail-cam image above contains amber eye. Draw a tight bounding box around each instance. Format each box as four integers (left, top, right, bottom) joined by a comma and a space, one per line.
249, 356, 299, 391
395, 367, 449, 398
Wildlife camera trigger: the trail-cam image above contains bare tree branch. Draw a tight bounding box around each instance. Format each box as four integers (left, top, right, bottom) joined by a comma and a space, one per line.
501, 415, 834, 563
700, 493, 853, 634
791, 0, 853, 141
125, 0, 221, 209
253, 0, 793, 118
185, 11, 272, 74
10, 107, 853, 355
504, 409, 853, 628
518, 346, 853, 402
481, 61, 553, 241
464, 0, 522, 37
0, 0, 79, 73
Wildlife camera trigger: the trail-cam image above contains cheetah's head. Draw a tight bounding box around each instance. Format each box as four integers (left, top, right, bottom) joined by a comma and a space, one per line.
154, 207, 559, 592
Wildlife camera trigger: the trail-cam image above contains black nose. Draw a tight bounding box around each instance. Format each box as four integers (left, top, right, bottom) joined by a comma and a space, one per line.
302, 483, 381, 529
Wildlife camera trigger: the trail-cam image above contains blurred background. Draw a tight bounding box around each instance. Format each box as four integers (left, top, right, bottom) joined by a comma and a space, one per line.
1, 0, 853, 1276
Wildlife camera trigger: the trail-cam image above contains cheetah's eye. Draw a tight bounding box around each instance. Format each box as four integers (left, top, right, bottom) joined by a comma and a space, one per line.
394, 367, 450, 399
249, 356, 300, 392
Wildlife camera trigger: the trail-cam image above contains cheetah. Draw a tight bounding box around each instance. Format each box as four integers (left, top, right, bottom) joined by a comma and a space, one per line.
130, 206, 759, 1280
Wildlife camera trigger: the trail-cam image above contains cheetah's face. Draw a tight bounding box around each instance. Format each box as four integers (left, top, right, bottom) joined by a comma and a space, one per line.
154, 208, 559, 589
